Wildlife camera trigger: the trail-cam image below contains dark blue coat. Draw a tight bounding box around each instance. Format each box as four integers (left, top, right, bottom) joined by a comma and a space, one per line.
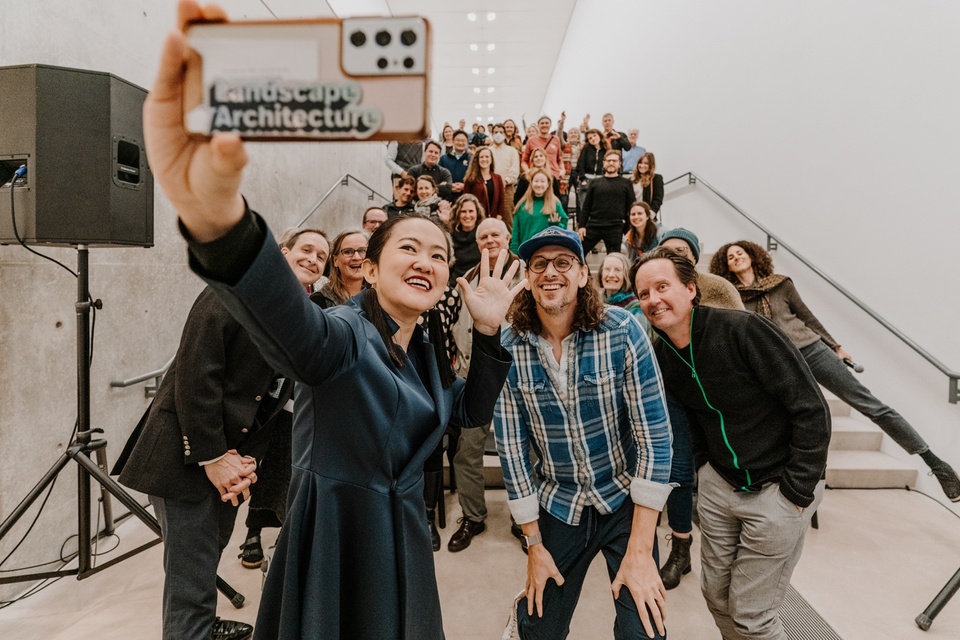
195, 227, 511, 639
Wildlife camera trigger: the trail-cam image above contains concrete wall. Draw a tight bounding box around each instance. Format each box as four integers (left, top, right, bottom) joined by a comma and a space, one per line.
0, 1, 392, 598
544, 0, 960, 502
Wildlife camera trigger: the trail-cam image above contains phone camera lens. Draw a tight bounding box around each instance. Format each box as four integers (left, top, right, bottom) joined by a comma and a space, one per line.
377, 57, 389, 70
350, 30, 366, 47
403, 57, 415, 69
375, 30, 391, 46
400, 30, 417, 46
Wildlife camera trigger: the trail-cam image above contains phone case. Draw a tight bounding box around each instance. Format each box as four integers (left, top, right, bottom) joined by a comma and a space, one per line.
182, 17, 430, 142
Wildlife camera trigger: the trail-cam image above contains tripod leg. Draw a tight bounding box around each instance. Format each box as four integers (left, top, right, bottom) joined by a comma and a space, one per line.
72, 452, 247, 606
0, 451, 73, 539
94, 447, 116, 536
916, 567, 960, 630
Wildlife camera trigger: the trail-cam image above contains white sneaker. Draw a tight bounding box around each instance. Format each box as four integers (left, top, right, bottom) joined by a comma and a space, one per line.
500, 590, 525, 640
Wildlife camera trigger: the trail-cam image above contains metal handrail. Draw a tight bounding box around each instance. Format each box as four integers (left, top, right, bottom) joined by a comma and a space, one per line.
665, 171, 960, 404
295, 173, 392, 229
109, 174, 389, 397
110, 356, 173, 398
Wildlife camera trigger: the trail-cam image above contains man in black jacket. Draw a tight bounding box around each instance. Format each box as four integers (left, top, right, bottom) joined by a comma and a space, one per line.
577, 150, 635, 254
632, 247, 830, 640
115, 231, 327, 640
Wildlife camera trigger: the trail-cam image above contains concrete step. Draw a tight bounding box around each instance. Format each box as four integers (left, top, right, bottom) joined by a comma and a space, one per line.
829, 415, 883, 451
826, 450, 918, 489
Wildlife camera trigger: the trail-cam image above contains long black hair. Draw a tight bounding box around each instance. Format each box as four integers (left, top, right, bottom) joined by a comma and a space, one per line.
361, 215, 457, 389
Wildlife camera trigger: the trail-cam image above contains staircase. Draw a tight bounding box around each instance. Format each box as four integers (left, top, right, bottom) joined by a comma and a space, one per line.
824, 393, 918, 489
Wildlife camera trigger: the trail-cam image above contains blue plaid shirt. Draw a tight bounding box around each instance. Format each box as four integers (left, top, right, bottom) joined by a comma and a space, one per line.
495, 306, 673, 526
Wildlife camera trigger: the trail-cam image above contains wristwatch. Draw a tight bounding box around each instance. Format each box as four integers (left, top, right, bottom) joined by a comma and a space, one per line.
522, 531, 543, 548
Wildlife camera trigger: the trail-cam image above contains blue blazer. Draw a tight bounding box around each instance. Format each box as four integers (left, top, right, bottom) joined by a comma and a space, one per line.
195, 223, 511, 640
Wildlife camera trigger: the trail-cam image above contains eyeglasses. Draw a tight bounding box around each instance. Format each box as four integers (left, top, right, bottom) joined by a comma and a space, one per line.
527, 255, 581, 274
339, 247, 367, 258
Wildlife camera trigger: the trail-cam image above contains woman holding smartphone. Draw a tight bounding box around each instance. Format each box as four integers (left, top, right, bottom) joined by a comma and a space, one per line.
143, 4, 524, 639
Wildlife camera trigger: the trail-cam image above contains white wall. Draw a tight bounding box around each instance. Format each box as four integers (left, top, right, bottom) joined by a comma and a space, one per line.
545, 0, 960, 500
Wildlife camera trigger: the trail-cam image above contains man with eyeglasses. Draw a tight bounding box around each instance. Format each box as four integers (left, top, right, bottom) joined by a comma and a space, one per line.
577, 150, 635, 255
497, 226, 672, 640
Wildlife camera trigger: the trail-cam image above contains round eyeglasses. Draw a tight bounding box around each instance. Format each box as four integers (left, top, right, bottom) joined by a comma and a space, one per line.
527, 255, 581, 274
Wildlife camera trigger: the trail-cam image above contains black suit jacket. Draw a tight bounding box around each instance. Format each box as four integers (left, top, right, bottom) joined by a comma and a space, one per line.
116, 286, 292, 502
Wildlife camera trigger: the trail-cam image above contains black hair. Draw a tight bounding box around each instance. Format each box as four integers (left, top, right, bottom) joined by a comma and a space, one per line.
362, 215, 456, 388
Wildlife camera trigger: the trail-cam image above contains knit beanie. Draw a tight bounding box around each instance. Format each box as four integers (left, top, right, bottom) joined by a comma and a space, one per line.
658, 227, 700, 264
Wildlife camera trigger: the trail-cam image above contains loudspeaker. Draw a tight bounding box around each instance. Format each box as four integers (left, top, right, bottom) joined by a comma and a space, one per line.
0, 64, 153, 247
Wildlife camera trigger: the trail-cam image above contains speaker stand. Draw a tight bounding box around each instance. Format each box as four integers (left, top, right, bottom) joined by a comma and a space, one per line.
0, 245, 245, 608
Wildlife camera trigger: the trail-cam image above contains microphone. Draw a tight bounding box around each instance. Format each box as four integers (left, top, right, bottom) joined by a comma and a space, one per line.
843, 358, 865, 373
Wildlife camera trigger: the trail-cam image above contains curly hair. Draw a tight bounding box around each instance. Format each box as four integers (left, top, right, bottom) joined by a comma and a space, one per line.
709, 240, 775, 284
507, 272, 607, 336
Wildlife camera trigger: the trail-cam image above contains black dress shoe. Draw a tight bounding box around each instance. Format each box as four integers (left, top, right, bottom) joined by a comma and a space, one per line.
447, 518, 486, 552
212, 618, 253, 640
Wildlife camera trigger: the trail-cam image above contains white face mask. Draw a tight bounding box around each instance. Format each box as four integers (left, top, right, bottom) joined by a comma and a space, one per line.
492, 133, 505, 144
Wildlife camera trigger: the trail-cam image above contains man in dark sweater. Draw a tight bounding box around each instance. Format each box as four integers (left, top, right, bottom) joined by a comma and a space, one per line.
408, 140, 453, 201
577, 150, 635, 254
632, 247, 830, 640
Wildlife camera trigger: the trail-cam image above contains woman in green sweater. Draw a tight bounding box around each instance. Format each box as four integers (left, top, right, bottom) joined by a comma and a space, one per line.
509, 168, 567, 254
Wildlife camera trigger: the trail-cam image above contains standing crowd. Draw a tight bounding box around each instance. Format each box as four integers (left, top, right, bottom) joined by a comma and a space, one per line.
124, 4, 960, 639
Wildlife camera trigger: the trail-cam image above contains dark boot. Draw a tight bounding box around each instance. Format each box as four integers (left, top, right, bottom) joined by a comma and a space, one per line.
930, 462, 960, 502
424, 471, 442, 552
659, 534, 692, 590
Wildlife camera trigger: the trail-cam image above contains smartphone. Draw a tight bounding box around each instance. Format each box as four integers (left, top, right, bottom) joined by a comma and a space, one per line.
182, 16, 430, 142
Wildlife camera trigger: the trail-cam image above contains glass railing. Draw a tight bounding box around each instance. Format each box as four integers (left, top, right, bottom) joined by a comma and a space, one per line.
664, 171, 959, 404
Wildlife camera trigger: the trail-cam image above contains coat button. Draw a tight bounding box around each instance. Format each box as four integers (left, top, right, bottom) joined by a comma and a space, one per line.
255, 395, 262, 401
241, 428, 249, 433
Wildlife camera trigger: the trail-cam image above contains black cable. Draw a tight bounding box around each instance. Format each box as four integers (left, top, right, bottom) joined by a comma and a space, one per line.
825, 485, 960, 520
7, 168, 77, 277
0, 465, 60, 570
0, 576, 64, 609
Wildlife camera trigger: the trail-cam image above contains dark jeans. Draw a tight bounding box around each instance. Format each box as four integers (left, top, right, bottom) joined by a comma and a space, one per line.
516, 500, 665, 640
581, 226, 623, 255
665, 396, 695, 534
800, 340, 928, 454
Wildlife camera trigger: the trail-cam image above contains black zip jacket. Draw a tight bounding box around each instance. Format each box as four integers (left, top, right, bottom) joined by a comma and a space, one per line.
652, 306, 830, 508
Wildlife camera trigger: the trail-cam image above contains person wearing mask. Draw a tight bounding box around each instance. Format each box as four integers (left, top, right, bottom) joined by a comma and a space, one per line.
489, 122, 521, 230
439, 130, 472, 202
577, 150, 635, 255
710, 240, 960, 502
409, 140, 454, 201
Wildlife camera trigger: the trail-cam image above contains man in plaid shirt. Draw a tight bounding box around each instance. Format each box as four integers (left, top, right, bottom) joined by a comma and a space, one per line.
496, 226, 673, 640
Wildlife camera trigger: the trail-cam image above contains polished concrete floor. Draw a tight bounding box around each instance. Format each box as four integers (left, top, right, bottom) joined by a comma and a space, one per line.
0, 487, 958, 639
